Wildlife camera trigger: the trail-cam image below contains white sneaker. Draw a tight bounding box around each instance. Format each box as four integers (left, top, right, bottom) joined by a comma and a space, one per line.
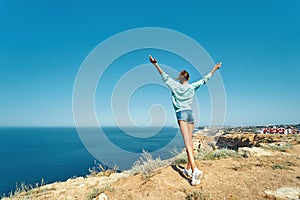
182, 168, 192, 177
191, 168, 203, 186
191, 179, 200, 185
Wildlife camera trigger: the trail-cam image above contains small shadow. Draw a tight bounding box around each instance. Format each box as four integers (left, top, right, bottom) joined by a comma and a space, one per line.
171, 165, 191, 182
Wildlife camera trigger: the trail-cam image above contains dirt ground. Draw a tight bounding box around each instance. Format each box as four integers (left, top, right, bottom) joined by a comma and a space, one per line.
107, 145, 300, 200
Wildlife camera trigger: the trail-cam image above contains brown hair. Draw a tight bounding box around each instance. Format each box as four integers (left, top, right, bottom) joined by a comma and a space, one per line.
179, 70, 189, 81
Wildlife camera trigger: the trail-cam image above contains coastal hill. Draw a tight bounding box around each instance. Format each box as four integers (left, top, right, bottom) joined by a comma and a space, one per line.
3, 133, 300, 200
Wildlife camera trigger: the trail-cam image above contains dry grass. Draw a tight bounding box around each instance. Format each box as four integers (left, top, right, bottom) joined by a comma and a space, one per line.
87, 160, 118, 177
129, 150, 171, 177
2, 179, 46, 200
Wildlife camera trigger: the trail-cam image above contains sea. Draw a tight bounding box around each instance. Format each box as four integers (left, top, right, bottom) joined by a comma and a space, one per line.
0, 127, 184, 196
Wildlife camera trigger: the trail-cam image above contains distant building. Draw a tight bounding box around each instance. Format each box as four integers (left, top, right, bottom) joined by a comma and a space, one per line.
262, 125, 299, 134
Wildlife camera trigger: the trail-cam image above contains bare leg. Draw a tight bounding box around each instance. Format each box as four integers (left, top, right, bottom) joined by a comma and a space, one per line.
178, 120, 197, 172
186, 149, 191, 170
186, 122, 195, 170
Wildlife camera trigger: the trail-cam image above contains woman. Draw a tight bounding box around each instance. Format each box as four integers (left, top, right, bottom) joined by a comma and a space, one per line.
149, 55, 222, 185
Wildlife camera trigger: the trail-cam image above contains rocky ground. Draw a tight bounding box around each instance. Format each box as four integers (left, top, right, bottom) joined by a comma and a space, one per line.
3, 134, 300, 200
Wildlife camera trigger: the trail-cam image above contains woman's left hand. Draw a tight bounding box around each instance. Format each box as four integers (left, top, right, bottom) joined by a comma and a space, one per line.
214, 62, 222, 70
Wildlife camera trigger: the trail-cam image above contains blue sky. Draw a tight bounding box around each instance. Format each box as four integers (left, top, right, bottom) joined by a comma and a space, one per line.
0, 0, 299, 127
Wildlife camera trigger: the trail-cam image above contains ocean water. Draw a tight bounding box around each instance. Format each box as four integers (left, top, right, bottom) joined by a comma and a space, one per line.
0, 127, 183, 195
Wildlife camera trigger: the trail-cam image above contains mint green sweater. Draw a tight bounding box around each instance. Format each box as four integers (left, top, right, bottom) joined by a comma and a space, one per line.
161, 72, 212, 112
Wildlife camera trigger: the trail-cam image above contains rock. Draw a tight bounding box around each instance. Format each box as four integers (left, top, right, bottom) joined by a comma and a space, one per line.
216, 134, 254, 150
215, 133, 300, 150
193, 135, 216, 152
97, 193, 108, 200
265, 187, 300, 200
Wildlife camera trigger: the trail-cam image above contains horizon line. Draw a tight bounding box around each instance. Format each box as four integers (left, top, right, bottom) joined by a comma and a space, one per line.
0, 123, 299, 128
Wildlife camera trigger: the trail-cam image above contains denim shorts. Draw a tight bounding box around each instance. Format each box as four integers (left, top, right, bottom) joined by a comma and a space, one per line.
176, 110, 195, 124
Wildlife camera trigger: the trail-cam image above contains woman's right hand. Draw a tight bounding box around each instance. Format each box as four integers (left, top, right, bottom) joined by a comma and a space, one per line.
149, 55, 157, 64
149, 55, 164, 74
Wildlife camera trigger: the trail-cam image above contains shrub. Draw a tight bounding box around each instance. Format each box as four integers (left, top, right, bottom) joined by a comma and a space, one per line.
260, 144, 292, 152
170, 147, 188, 165
129, 150, 170, 177
186, 189, 209, 200
203, 148, 241, 160
272, 164, 293, 170
196, 145, 214, 160
173, 152, 188, 165
86, 184, 114, 200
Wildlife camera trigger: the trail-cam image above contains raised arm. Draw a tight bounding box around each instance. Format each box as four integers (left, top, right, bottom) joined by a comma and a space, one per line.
210, 62, 222, 75
149, 55, 179, 90
149, 55, 164, 74
191, 62, 222, 90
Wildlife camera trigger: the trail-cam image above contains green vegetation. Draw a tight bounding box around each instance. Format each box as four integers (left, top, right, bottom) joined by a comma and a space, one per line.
170, 148, 188, 165
272, 164, 293, 171
171, 145, 242, 166
260, 144, 292, 152
196, 145, 214, 160
185, 189, 209, 200
86, 184, 114, 200
202, 148, 241, 160
173, 153, 188, 165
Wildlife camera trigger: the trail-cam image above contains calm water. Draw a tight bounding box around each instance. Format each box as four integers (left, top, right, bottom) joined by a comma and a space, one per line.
0, 127, 183, 195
